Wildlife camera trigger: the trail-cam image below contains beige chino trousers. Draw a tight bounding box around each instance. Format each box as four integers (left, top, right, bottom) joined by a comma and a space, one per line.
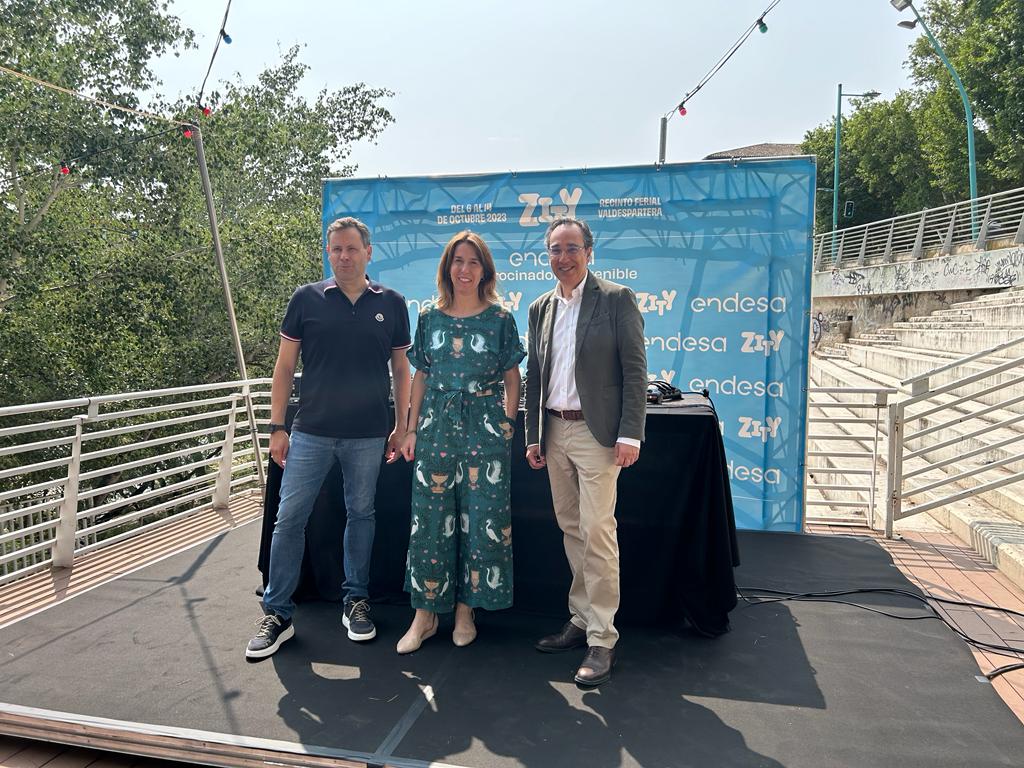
544, 415, 621, 648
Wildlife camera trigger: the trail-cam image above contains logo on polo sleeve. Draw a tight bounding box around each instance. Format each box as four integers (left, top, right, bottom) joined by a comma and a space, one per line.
375, 313, 384, 322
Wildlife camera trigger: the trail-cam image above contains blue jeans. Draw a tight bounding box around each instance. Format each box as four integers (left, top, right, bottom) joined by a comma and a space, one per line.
262, 430, 385, 620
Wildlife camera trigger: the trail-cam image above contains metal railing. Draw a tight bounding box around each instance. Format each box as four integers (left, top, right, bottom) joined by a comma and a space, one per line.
0, 379, 272, 584
885, 335, 1024, 537
814, 185, 1024, 272
805, 386, 895, 529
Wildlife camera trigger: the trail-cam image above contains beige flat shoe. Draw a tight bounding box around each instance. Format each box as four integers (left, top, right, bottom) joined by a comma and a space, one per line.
396, 614, 438, 655
453, 609, 476, 647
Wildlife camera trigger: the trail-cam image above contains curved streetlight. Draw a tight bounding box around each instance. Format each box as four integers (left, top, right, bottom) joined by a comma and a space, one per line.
891, 0, 978, 210
833, 85, 881, 232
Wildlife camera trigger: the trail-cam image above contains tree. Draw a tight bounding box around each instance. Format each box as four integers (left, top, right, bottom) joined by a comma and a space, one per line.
908, 0, 1023, 191
1, 6, 395, 406
844, 91, 943, 213
801, 0, 1023, 231
0, 0, 194, 300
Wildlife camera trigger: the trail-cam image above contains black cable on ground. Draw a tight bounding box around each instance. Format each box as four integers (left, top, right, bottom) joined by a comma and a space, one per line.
738, 585, 1024, 680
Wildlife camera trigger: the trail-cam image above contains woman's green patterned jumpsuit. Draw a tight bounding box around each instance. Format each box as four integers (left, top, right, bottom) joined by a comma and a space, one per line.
405, 304, 525, 612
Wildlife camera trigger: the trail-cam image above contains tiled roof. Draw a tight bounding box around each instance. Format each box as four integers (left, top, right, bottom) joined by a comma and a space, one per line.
703, 142, 803, 159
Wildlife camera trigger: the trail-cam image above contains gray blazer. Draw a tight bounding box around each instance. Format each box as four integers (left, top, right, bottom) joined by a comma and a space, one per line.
525, 271, 647, 451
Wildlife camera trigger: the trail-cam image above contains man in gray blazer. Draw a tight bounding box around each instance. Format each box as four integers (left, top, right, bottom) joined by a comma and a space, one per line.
525, 216, 647, 686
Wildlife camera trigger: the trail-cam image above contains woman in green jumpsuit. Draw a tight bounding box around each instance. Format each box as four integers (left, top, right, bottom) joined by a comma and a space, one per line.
397, 231, 525, 653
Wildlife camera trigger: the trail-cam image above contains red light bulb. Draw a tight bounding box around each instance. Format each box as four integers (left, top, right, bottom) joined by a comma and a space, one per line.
202, 106, 212, 117
183, 127, 193, 139
678, 105, 688, 117
60, 162, 70, 175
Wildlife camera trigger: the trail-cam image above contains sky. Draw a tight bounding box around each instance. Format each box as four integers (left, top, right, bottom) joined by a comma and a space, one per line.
151, 0, 922, 178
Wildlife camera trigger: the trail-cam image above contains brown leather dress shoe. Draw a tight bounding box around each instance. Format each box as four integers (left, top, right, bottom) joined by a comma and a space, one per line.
535, 621, 588, 653
574, 646, 615, 686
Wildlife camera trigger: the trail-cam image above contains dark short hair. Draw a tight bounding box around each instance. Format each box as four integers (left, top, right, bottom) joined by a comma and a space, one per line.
544, 216, 594, 250
326, 217, 371, 247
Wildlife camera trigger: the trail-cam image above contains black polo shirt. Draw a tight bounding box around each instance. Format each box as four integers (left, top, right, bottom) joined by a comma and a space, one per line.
281, 278, 411, 438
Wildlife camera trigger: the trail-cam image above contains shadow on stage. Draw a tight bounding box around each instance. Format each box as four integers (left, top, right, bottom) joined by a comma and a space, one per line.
4, 521, 1022, 767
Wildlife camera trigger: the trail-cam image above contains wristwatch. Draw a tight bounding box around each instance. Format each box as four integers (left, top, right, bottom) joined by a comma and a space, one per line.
269, 423, 287, 434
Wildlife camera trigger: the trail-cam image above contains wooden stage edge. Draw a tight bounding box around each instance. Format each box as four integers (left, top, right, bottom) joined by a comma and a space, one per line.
0, 491, 459, 768
0, 702, 372, 768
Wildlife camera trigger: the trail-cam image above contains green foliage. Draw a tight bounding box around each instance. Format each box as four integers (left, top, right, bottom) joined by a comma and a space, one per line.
802, 0, 1023, 232
1, 4, 394, 407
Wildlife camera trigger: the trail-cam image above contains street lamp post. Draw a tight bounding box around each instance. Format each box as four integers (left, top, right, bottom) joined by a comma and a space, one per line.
891, 0, 978, 210
833, 84, 880, 232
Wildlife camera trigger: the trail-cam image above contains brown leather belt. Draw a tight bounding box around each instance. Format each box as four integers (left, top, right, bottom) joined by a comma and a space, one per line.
546, 408, 584, 421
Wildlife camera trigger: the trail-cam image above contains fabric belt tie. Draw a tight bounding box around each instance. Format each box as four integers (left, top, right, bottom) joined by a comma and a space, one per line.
430, 383, 498, 431
547, 408, 584, 421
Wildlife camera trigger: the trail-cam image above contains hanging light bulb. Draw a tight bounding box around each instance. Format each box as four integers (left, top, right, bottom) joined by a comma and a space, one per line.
183, 126, 193, 139
757, 17, 768, 33
678, 104, 688, 117
201, 104, 212, 117
60, 162, 70, 175
220, 29, 232, 44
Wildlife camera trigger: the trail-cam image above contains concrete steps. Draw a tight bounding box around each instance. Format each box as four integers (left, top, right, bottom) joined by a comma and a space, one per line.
814, 284, 1024, 591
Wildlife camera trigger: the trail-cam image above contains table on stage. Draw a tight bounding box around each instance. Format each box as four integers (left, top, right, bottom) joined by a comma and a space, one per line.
258, 394, 740, 636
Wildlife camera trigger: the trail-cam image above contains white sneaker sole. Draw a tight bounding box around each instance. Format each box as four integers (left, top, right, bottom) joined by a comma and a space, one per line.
245, 624, 294, 659
342, 614, 377, 642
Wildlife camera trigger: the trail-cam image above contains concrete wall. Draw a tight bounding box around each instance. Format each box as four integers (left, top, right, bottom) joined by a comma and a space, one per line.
810, 244, 1024, 348
811, 290, 988, 348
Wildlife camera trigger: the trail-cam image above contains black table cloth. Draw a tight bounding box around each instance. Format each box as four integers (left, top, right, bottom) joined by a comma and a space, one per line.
258, 394, 739, 636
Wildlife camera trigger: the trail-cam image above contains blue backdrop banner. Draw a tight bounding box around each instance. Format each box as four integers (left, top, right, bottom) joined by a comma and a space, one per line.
322, 159, 815, 531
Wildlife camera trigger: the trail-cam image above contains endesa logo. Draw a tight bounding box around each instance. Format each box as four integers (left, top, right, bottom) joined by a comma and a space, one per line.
727, 460, 782, 486
646, 334, 727, 353
689, 377, 784, 398
690, 294, 787, 313
518, 188, 583, 227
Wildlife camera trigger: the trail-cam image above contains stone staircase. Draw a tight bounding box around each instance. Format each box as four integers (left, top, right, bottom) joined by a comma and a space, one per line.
810, 285, 1024, 591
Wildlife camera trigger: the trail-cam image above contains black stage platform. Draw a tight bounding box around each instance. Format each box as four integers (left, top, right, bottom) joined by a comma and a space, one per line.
1, 523, 1022, 767
260, 398, 739, 636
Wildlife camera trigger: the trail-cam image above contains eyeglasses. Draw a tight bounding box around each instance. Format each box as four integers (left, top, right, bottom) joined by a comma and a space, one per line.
548, 245, 587, 257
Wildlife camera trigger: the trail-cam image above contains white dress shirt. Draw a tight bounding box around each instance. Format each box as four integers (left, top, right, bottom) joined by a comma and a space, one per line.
540, 275, 640, 449
545, 277, 585, 412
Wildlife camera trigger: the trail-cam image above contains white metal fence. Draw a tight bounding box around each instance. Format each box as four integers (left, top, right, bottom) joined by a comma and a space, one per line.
0, 379, 271, 584
885, 335, 1024, 537
805, 386, 895, 529
814, 185, 1024, 271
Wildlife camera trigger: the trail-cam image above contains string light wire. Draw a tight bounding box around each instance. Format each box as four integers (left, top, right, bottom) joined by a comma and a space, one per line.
3, 126, 183, 184
665, 0, 783, 120
0, 64, 191, 127
196, 0, 234, 108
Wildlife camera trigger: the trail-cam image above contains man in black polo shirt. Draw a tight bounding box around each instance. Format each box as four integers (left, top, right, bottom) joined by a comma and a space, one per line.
246, 217, 411, 659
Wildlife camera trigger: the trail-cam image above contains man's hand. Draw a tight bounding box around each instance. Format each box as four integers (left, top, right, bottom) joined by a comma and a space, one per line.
270, 430, 290, 468
614, 442, 640, 468
385, 428, 403, 464
526, 444, 546, 470
399, 431, 417, 462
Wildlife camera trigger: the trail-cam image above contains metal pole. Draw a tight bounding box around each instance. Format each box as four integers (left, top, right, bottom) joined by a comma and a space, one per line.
191, 125, 267, 497
658, 116, 668, 166
833, 83, 842, 234
908, 3, 977, 230
54, 416, 84, 568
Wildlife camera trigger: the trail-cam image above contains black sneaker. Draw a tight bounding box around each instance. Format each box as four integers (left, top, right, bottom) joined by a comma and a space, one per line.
343, 597, 376, 641
246, 613, 294, 659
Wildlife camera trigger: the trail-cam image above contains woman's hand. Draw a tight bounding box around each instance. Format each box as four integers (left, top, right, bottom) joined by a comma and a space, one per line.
400, 431, 417, 462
